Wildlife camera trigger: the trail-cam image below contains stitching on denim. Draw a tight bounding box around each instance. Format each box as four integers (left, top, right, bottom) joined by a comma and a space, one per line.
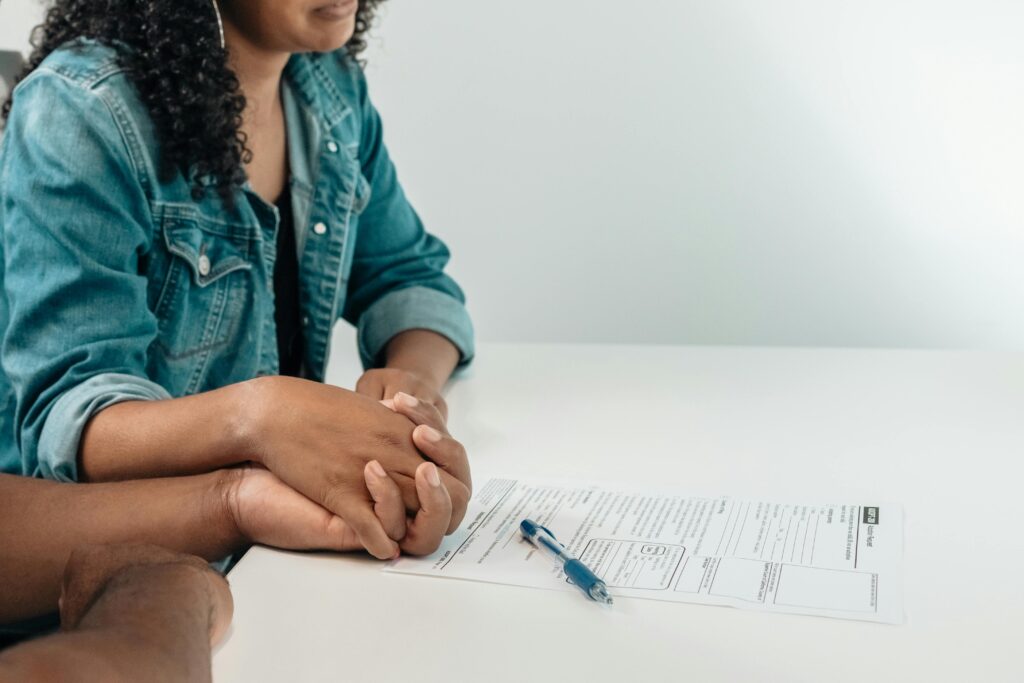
154, 254, 183, 321
308, 58, 353, 128
98, 88, 152, 197
152, 278, 244, 364
155, 204, 260, 238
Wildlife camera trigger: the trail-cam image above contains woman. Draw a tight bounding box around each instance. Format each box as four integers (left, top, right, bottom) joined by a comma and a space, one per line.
0, 0, 474, 560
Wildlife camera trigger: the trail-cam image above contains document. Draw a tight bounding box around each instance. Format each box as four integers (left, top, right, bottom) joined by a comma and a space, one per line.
386, 478, 903, 624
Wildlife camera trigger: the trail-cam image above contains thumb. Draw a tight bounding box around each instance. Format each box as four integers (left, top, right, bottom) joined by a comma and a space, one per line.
237, 470, 365, 551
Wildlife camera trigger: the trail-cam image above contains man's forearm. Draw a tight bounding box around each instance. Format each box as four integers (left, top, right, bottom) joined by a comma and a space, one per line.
0, 564, 221, 683
384, 329, 460, 390
0, 473, 241, 625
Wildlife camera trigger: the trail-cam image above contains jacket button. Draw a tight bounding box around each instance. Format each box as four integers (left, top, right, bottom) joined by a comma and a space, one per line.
326, 141, 339, 153
313, 222, 328, 235
198, 254, 212, 276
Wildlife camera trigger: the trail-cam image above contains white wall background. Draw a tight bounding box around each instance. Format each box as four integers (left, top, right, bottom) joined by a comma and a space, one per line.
0, 0, 39, 54
3, 1, 1023, 349
361, 0, 1024, 349
0, 0, 39, 96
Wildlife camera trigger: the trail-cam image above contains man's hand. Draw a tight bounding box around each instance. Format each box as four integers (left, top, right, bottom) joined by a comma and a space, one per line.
219, 462, 456, 557
59, 544, 233, 646
239, 376, 471, 560
0, 544, 232, 682
356, 368, 449, 422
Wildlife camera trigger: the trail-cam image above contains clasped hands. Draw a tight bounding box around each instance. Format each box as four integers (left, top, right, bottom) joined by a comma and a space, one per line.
229, 369, 468, 559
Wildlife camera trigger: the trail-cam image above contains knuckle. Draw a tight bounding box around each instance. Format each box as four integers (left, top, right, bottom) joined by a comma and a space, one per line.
66, 544, 100, 567
376, 492, 402, 518
372, 430, 405, 450
387, 518, 408, 541
319, 479, 353, 515
63, 547, 93, 578
450, 488, 469, 514
345, 508, 380, 538
322, 513, 345, 539
435, 437, 460, 458
323, 463, 350, 488
403, 534, 441, 557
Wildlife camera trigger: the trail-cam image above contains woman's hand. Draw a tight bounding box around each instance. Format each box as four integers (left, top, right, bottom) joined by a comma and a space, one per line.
381, 391, 472, 540
357, 328, 464, 424
239, 376, 470, 560
356, 368, 449, 423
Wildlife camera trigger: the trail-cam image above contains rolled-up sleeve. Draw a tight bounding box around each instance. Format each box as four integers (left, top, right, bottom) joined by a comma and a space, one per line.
1, 71, 164, 480
340, 66, 475, 370
35, 374, 170, 481
357, 285, 475, 372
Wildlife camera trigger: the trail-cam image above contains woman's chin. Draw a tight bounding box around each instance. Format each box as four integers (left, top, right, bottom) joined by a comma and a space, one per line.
297, 11, 357, 53
305, 24, 356, 54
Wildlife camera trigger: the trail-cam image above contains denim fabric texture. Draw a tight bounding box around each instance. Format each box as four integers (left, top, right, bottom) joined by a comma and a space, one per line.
0, 39, 474, 480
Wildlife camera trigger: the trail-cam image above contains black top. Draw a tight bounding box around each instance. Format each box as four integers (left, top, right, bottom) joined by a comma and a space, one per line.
274, 191, 305, 377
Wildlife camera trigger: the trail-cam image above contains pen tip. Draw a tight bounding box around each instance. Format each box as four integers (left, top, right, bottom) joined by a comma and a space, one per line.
590, 584, 614, 605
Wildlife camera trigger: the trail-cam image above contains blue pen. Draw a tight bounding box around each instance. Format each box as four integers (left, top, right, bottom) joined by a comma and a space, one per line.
520, 519, 613, 605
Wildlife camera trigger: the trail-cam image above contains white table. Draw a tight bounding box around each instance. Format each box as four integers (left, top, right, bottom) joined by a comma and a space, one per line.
213, 342, 1024, 682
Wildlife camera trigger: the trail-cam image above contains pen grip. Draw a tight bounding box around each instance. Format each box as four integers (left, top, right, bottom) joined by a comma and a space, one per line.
564, 559, 601, 590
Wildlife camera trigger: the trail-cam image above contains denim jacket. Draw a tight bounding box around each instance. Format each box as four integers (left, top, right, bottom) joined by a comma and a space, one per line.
0, 39, 474, 480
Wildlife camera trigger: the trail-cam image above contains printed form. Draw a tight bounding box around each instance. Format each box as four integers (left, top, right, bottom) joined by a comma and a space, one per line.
386, 478, 904, 624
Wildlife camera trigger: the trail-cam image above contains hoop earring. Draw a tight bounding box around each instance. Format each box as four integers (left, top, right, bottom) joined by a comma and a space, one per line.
212, 0, 226, 50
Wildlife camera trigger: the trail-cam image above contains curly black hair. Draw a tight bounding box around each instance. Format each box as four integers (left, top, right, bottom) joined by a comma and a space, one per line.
1, 0, 383, 204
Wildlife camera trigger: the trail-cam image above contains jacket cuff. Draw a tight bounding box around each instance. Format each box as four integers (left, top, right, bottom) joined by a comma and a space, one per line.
357, 286, 475, 370
35, 373, 172, 482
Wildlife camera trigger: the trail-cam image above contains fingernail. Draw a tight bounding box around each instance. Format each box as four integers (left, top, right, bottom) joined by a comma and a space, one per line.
425, 462, 441, 487
420, 426, 443, 443
380, 399, 395, 410
368, 460, 386, 478
397, 392, 418, 407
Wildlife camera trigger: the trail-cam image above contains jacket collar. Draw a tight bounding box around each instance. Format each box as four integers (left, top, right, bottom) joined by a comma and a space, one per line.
284, 52, 354, 132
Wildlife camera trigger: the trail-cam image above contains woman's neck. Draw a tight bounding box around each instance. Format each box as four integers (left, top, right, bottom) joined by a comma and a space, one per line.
223, 22, 290, 126
221, 21, 291, 203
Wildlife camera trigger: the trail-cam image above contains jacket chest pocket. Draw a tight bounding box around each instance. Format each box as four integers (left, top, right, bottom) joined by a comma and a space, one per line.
146, 217, 255, 362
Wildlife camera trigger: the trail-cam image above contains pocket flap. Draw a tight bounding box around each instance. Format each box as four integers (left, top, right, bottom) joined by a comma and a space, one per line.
163, 219, 253, 287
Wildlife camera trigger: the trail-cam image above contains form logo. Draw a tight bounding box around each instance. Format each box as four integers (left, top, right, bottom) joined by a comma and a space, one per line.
862, 507, 879, 525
